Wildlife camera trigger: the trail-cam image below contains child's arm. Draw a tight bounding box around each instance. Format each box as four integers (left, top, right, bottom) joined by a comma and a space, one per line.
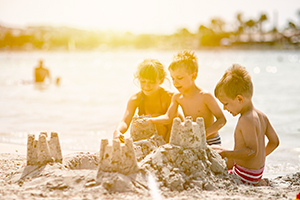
265, 117, 279, 156
204, 93, 227, 137
113, 96, 138, 139
148, 94, 180, 125
219, 116, 258, 160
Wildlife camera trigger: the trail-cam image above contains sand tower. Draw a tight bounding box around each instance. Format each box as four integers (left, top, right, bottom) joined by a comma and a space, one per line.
130, 115, 157, 142
98, 138, 139, 175
169, 117, 207, 149
27, 132, 62, 165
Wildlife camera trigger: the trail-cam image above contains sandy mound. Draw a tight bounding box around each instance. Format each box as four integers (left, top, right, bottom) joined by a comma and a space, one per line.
1, 119, 299, 199
63, 134, 165, 170
133, 134, 166, 162
63, 152, 99, 170
1, 151, 300, 199
139, 144, 241, 191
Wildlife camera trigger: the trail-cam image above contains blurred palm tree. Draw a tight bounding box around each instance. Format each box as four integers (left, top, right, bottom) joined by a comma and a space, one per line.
210, 18, 225, 33
258, 13, 268, 41
288, 21, 297, 29
245, 19, 256, 42
235, 12, 244, 42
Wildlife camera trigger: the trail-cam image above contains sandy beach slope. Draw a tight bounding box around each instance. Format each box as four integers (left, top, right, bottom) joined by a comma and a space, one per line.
0, 141, 299, 200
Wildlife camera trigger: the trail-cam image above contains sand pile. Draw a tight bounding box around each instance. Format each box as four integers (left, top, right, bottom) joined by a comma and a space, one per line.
2, 118, 300, 199
135, 117, 242, 192
63, 152, 99, 169
63, 134, 165, 170
133, 134, 166, 162
13, 118, 240, 194
2, 154, 300, 200
139, 144, 241, 191
94, 117, 241, 193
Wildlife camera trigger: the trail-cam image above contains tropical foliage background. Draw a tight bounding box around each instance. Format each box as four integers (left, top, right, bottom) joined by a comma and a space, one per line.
1, 11, 300, 50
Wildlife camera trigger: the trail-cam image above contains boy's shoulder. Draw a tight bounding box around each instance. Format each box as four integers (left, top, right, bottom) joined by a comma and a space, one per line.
237, 108, 269, 127
199, 89, 212, 96
198, 89, 215, 100
172, 91, 182, 99
160, 87, 174, 97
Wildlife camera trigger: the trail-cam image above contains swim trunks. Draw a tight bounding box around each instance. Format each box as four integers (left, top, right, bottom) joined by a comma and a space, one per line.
206, 134, 221, 145
229, 164, 264, 185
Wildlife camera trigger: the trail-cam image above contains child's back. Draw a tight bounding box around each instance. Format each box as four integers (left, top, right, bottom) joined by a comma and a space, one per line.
234, 108, 276, 169
214, 64, 279, 185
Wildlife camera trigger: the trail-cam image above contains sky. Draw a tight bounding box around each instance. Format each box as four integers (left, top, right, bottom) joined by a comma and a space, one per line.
0, 0, 299, 34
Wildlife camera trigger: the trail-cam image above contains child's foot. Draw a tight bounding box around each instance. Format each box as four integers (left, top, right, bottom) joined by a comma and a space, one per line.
256, 178, 270, 186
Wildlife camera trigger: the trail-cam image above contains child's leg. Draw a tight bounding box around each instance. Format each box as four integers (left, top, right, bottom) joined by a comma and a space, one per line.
226, 158, 234, 170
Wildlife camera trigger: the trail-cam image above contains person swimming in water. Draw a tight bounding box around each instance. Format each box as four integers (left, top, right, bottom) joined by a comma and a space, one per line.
34, 59, 51, 83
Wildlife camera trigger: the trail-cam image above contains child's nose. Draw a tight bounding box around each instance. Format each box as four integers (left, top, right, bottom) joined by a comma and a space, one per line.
145, 83, 151, 88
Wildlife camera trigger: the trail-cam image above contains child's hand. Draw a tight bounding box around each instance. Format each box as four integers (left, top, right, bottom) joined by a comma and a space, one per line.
113, 130, 122, 139
219, 150, 228, 159
211, 145, 227, 158
113, 130, 125, 143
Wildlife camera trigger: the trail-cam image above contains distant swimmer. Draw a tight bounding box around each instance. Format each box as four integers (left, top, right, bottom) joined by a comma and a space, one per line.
34, 59, 51, 83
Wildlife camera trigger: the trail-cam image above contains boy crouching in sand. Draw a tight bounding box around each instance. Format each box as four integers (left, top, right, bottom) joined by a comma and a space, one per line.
213, 64, 279, 186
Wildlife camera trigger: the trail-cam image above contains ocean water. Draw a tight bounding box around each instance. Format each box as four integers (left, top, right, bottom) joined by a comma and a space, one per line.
0, 49, 299, 178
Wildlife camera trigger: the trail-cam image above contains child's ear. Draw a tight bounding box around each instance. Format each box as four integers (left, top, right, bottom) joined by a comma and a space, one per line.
191, 72, 198, 80
236, 95, 244, 104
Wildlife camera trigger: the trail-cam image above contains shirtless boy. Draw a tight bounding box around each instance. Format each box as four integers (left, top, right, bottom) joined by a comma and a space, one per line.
148, 50, 226, 145
214, 64, 280, 185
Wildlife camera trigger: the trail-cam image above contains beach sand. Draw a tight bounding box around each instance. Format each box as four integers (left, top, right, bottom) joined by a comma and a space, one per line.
1, 141, 300, 200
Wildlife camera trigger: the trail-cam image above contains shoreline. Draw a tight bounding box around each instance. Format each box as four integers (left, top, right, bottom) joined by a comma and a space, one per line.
1, 45, 300, 53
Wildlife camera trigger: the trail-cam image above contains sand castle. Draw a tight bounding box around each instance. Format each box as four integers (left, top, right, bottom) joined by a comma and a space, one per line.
140, 117, 227, 191
130, 115, 157, 142
97, 138, 139, 175
170, 116, 207, 149
27, 132, 62, 165
97, 116, 208, 176
14, 116, 232, 196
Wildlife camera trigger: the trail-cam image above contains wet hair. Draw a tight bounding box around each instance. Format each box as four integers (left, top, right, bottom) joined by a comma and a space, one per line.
134, 59, 167, 81
168, 50, 198, 74
214, 64, 253, 99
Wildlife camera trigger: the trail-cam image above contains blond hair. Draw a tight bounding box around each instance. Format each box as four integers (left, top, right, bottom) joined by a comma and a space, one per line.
215, 64, 253, 99
134, 59, 166, 81
168, 50, 198, 74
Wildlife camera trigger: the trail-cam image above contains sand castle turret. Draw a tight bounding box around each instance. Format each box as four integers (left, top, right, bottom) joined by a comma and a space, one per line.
98, 138, 139, 175
27, 132, 62, 165
169, 117, 207, 149
130, 115, 157, 142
